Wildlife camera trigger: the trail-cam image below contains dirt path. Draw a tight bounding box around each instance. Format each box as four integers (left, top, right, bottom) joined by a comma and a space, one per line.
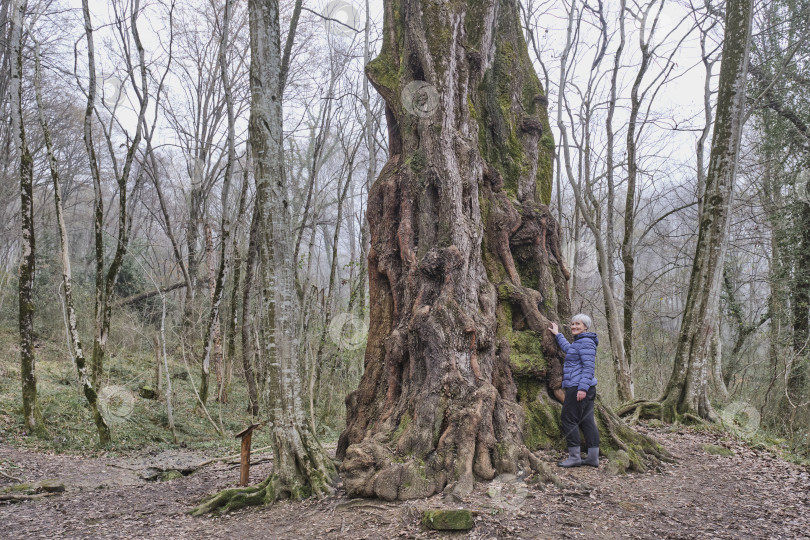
1, 426, 807, 539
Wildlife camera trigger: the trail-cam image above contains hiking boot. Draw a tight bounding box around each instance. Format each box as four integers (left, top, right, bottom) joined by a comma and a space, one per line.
583, 447, 599, 467
558, 447, 582, 467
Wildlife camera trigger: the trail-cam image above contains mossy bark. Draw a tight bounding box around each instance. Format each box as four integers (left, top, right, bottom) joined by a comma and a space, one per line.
337, 0, 667, 500
192, 0, 336, 515
32, 24, 109, 443
619, 0, 754, 425
11, 0, 44, 437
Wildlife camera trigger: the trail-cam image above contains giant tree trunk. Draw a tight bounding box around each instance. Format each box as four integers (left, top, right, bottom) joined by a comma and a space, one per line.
337, 0, 667, 501
621, 0, 754, 423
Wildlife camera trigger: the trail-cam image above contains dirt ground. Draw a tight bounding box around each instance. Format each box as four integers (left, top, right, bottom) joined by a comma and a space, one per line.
1, 425, 808, 539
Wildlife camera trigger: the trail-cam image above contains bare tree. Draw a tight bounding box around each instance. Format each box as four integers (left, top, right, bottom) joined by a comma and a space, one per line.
621, 0, 755, 422
554, 0, 634, 404
80, 0, 150, 402
10, 0, 44, 436
192, 0, 337, 514
199, 0, 239, 406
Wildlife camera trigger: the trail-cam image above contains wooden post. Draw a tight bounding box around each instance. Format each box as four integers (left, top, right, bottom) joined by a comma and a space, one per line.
153, 335, 162, 392
235, 423, 261, 486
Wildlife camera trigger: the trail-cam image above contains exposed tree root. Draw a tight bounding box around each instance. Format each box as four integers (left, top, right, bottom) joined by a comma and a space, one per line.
617, 398, 716, 427
521, 448, 563, 488
616, 400, 666, 424
190, 469, 335, 516
596, 398, 673, 472
191, 476, 275, 516
0, 492, 57, 503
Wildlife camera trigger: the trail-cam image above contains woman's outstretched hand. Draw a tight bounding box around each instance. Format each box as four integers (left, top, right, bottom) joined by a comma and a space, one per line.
549, 322, 559, 335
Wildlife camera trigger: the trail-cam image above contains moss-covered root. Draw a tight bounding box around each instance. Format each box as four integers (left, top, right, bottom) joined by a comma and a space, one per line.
191, 476, 275, 516
521, 448, 563, 488
190, 469, 336, 516
616, 399, 707, 426
616, 399, 664, 424
596, 399, 673, 473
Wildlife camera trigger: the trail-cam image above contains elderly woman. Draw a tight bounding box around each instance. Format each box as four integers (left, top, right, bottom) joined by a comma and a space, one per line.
549, 313, 600, 468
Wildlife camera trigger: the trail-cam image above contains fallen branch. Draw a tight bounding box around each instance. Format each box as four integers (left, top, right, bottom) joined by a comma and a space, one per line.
114, 282, 186, 308
226, 457, 273, 469
0, 470, 22, 483
0, 492, 57, 503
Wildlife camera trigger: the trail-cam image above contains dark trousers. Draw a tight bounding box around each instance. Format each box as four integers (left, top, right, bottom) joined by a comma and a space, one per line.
560, 385, 600, 449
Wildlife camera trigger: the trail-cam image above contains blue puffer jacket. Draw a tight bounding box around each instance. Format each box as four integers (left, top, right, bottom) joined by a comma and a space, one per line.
555, 331, 598, 391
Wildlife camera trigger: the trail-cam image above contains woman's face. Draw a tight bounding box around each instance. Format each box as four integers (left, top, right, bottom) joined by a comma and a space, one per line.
570, 320, 587, 335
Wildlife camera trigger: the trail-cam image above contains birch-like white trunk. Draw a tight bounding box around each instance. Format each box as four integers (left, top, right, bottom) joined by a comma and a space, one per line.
32, 25, 111, 443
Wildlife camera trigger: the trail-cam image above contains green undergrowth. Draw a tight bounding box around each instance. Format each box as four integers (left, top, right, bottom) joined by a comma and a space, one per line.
0, 328, 299, 457
643, 419, 810, 469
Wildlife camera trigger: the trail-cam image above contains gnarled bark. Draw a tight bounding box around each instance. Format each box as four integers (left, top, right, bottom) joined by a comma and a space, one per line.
336, 0, 667, 501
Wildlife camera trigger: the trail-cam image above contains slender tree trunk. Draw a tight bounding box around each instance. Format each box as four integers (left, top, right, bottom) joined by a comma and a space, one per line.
657, 0, 753, 422
251, 0, 336, 495
11, 0, 44, 436
200, 0, 237, 406
604, 0, 624, 297
193, 0, 337, 514
83, 0, 149, 401
698, 27, 728, 402
33, 27, 112, 443
621, 1, 660, 404
788, 202, 810, 404
225, 169, 251, 404
313, 144, 360, 410
357, 0, 377, 317
184, 183, 201, 357
240, 204, 260, 416
558, 0, 631, 404
159, 293, 177, 444
202, 222, 225, 405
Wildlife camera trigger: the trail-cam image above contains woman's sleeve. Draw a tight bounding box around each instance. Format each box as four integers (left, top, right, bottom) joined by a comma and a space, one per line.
554, 333, 571, 353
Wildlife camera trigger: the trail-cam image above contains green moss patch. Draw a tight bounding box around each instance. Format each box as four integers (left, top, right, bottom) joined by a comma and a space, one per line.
516, 380, 562, 451
508, 330, 545, 376
702, 444, 735, 456
422, 509, 474, 530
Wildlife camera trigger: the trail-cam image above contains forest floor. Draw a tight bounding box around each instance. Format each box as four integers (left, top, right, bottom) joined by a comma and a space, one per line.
1, 424, 808, 539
